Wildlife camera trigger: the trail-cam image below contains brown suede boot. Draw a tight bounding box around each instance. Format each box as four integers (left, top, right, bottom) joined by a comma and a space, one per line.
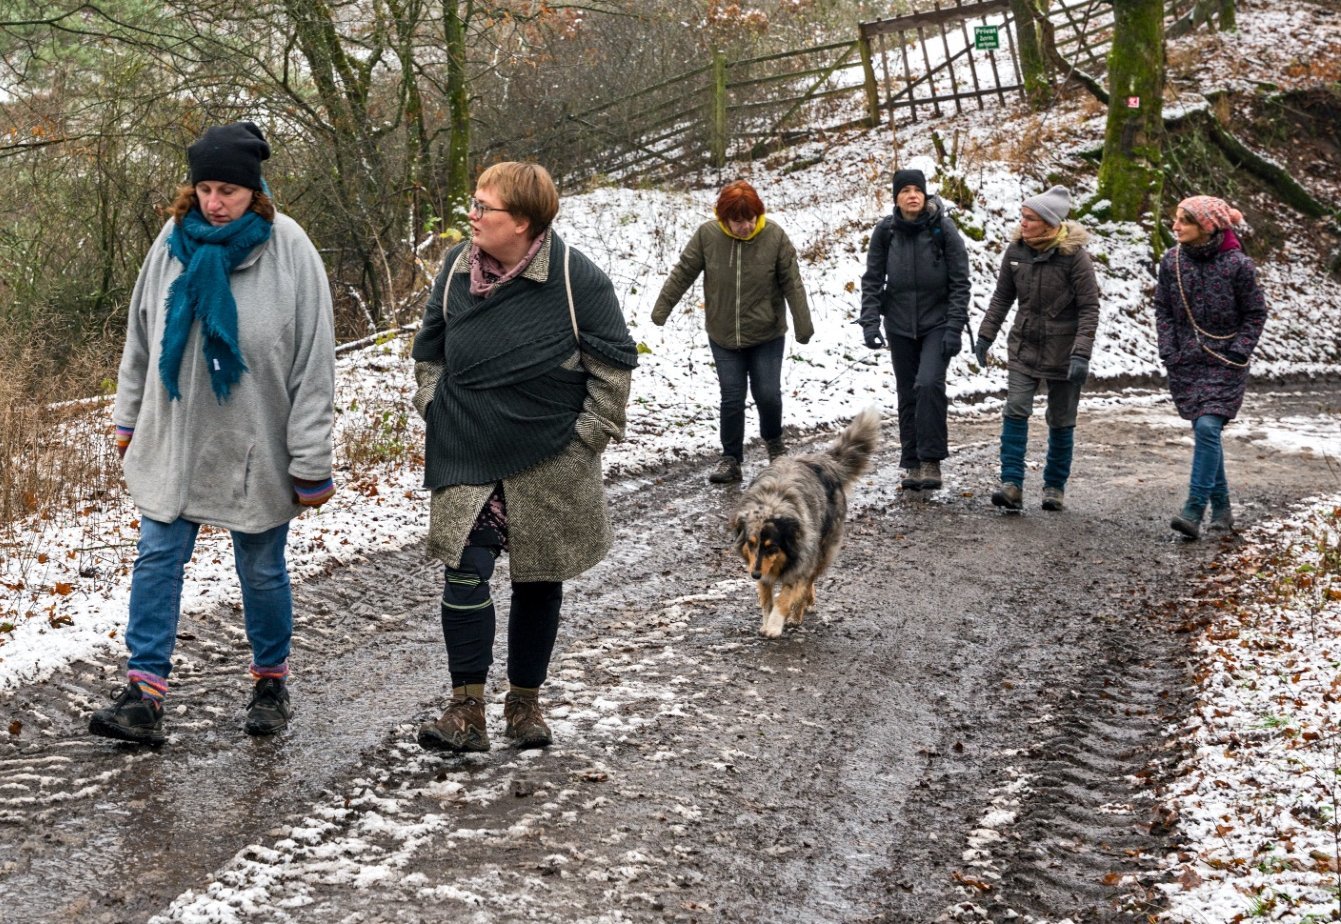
503, 686, 552, 749
418, 684, 489, 752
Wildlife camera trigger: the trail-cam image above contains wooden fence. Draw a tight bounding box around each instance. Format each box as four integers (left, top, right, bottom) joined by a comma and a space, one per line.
487, 0, 1203, 185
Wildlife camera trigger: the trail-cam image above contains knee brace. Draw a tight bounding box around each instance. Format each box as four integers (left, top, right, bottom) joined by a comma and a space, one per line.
442, 546, 496, 613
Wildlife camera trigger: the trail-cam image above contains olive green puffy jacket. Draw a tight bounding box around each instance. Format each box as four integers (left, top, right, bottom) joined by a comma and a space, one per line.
652, 219, 813, 349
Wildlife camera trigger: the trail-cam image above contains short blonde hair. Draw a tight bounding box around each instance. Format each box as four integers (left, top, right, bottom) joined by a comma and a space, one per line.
476, 162, 559, 238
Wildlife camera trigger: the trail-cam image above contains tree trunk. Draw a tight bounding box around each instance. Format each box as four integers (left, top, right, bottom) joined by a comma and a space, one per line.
1096, 0, 1166, 234
1009, 0, 1052, 110
1218, 0, 1237, 31
444, 0, 471, 226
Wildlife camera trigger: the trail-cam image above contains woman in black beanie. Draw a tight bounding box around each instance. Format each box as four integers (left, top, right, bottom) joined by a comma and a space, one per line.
92, 121, 336, 745
859, 167, 972, 491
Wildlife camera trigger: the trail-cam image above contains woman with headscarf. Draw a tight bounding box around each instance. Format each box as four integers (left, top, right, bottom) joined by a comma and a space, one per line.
975, 185, 1100, 512
92, 122, 336, 745
411, 162, 638, 753
1155, 196, 1268, 539
651, 180, 813, 484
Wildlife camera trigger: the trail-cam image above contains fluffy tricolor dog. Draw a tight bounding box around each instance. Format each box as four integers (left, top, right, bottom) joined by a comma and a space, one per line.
730, 408, 881, 638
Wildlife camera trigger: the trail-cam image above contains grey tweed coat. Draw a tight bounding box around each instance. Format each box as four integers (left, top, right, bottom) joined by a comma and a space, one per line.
412, 235, 634, 582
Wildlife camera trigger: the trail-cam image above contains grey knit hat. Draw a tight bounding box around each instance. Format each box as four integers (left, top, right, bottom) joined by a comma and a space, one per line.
1022, 185, 1071, 227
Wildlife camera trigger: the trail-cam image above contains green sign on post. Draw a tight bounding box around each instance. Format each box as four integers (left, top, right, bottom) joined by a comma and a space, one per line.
974, 25, 1000, 50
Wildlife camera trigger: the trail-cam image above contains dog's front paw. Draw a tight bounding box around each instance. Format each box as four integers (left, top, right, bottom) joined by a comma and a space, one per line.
759, 610, 784, 638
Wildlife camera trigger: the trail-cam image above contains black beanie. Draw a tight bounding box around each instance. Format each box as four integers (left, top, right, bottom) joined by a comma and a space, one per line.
892, 168, 927, 198
188, 122, 270, 190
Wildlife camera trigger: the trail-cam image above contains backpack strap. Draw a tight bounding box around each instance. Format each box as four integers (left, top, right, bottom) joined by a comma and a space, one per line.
563, 238, 579, 345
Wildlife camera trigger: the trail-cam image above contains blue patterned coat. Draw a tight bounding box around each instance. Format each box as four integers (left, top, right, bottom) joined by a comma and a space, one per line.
1153, 236, 1268, 421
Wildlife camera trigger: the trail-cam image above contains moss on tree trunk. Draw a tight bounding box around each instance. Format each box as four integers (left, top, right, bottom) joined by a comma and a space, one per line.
1096, 0, 1166, 235
1010, 0, 1052, 110
445, 0, 471, 225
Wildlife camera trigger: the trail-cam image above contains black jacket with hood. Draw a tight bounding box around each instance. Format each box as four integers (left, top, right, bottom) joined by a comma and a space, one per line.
859, 195, 972, 342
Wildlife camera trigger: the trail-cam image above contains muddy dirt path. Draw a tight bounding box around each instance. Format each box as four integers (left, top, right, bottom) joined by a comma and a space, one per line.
1, 384, 1338, 924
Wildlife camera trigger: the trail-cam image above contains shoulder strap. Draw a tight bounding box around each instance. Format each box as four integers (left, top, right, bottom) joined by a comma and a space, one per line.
438, 242, 470, 321
563, 239, 578, 345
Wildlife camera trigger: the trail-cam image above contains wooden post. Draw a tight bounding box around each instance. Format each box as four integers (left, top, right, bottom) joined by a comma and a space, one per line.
857, 26, 881, 128
711, 50, 728, 169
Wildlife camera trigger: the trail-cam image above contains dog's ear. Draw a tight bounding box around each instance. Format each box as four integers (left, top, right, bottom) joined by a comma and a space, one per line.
729, 512, 742, 536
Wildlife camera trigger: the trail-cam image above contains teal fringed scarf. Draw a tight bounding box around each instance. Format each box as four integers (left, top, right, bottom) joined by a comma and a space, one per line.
160, 208, 273, 401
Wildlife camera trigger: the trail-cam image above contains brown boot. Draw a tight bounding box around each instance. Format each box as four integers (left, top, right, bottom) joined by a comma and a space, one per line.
503, 687, 552, 749
418, 684, 489, 752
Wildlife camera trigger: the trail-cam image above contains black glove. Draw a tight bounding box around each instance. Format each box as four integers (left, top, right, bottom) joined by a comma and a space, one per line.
1067, 355, 1089, 384
941, 329, 963, 360
795, 334, 811, 345
864, 329, 885, 350
1222, 348, 1249, 366
973, 337, 991, 367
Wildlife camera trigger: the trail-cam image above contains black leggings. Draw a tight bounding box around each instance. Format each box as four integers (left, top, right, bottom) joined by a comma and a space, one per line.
440, 546, 563, 689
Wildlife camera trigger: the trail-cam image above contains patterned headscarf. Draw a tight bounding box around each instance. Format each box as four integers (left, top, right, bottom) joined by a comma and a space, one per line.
1177, 196, 1243, 233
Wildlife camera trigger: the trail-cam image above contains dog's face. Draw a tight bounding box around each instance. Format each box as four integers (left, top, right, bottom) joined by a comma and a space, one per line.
733, 514, 798, 581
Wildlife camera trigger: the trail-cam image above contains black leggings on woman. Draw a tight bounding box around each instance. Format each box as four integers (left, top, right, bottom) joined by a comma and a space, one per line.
439, 545, 563, 689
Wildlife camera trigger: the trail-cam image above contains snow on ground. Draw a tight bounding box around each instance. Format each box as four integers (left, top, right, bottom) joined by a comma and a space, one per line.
0, 0, 1339, 918
1157, 496, 1341, 923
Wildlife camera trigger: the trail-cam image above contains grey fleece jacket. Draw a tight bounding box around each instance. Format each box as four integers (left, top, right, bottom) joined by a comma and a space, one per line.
113, 213, 336, 533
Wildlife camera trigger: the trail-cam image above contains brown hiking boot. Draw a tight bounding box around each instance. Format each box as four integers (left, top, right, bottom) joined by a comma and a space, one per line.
503, 691, 552, 748
918, 460, 942, 491
900, 467, 921, 490
1041, 486, 1065, 512
765, 437, 787, 462
707, 455, 742, 484
991, 481, 1023, 511
418, 693, 489, 752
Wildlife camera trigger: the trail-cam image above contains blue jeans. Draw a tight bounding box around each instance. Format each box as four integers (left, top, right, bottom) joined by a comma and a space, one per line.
709, 336, 785, 461
1188, 415, 1229, 504
125, 517, 293, 678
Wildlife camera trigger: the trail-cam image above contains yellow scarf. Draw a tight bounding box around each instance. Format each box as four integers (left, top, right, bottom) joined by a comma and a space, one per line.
1023, 222, 1068, 251
719, 215, 767, 240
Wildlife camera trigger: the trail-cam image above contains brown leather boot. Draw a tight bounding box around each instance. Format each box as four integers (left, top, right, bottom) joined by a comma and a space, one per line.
503, 687, 552, 749
418, 684, 489, 752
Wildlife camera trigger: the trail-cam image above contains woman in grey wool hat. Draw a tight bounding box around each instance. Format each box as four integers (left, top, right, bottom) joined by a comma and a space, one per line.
974, 185, 1100, 512
91, 121, 336, 745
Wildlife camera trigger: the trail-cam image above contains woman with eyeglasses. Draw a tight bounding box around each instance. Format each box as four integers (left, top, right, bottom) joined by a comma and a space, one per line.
650, 179, 813, 484
1155, 196, 1267, 540
410, 162, 638, 753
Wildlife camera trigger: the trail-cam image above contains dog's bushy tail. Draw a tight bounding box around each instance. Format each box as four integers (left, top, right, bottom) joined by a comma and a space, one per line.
827, 406, 881, 485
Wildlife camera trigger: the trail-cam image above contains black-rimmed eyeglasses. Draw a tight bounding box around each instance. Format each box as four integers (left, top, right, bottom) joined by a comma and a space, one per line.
468, 197, 509, 216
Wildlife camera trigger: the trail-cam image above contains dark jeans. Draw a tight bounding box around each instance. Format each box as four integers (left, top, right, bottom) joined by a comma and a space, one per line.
709, 336, 785, 461
889, 332, 949, 467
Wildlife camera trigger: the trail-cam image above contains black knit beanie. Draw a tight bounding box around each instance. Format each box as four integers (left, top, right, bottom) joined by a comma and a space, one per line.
188, 122, 270, 190
892, 168, 927, 198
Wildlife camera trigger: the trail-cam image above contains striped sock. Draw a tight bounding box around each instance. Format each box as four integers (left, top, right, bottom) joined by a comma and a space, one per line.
250, 662, 290, 682
127, 670, 168, 706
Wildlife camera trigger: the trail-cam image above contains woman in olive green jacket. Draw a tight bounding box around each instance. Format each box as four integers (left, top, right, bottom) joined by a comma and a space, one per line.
652, 180, 814, 484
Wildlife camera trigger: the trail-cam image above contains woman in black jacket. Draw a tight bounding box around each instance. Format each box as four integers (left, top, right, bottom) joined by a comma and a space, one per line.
859, 168, 971, 491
